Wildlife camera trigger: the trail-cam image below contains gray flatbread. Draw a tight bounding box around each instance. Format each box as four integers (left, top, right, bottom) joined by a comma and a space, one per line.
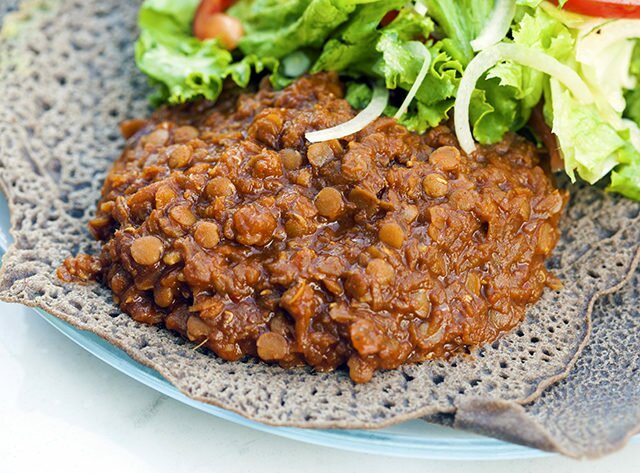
1, 0, 639, 432
427, 252, 640, 459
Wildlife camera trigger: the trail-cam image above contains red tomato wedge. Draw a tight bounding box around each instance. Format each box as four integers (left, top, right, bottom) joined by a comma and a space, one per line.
380, 10, 399, 27
553, 0, 640, 18
193, 0, 243, 49
195, 0, 236, 16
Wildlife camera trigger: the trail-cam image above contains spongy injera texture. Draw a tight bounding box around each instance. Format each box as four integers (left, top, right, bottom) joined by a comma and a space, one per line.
1, 0, 639, 430
429, 253, 640, 459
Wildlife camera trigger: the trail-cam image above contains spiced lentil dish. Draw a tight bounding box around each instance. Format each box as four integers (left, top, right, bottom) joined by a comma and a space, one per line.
60, 73, 565, 383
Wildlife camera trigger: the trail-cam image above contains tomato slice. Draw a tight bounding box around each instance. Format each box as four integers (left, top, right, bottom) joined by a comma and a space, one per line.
193, 0, 242, 47
380, 10, 399, 27
553, 0, 640, 18
195, 0, 236, 16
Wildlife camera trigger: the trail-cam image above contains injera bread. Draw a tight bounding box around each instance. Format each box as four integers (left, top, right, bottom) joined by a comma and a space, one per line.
426, 252, 640, 459
1, 0, 640, 430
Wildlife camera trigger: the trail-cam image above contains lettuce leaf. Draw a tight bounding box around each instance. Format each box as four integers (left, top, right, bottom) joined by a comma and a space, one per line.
309, 4, 462, 133
471, 7, 574, 144
345, 82, 372, 109
232, 0, 363, 59
135, 0, 388, 104
610, 157, 640, 201
549, 80, 625, 183
310, 0, 408, 76
624, 42, 640, 126
420, 0, 496, 65
614, 43, 640, 200
136, 0, 232, 104
481, 6, 640, 199
134, 0, 640, 200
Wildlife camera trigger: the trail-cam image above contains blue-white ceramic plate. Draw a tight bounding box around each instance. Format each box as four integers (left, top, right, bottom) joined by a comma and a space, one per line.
0, 192, 550, 460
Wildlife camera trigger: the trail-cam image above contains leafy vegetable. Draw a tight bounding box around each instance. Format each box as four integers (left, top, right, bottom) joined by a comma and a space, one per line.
624, 42, 640, 125
345, 82, 372, 109
540, 13, 640, 199
311, 1, 413, 78
136, 0, 233, 104
610, 156, 640, 201
232, 0, 362, 59
420, 0, 496, 65
549, 80, 624, 183
134, 0, 640, 200
615, 43, 640, 199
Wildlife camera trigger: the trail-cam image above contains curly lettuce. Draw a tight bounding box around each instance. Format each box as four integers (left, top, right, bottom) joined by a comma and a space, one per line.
134, 0, 640, 200
136, 0, 233, 104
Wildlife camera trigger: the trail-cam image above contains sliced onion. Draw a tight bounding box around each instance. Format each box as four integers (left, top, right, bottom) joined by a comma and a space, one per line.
394, 49, 432, 120
305, 84, 389, 143
454, 43, 594, 156
575, 20, 640, 116
577, 20, 640, 63
470, 0, 516, 51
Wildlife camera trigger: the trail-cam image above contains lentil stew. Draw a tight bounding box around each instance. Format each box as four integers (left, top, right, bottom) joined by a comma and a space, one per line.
59, 73, 566, 383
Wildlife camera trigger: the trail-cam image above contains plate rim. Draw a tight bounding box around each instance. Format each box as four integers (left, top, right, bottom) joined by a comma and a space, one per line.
33, 307, 551, 461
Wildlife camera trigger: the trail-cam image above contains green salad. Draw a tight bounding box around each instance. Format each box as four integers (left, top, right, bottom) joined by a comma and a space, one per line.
135, 0, 640, 200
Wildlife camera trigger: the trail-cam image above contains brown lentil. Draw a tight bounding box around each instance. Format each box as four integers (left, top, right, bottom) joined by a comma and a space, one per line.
154, 286, 175, 308
366, 259, 395, 285
169, 205, 197, 227
315, 187, 344, 220
173, 125, 199, 143
233, 204, 277, 246
156, 185, 177, 209
206, 176, 235, 197
119, 118, 149, 139
144, 128, 169, 148
130, 236, 164, 266
194, 221, 220, 249
307, 142, 334, 167
280, 148, 303, 170
257, 332, 289, 361
430, 145, 461, 172
168, 144, 193, 168
162, 250, 182, 265
187, 315, 210, 341
422, 173, 448, 198
378, 222, 405, 249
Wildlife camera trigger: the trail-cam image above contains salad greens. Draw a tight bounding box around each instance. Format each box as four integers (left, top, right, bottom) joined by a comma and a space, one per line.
136, 0, 231, 103
135, 0, 640, 201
